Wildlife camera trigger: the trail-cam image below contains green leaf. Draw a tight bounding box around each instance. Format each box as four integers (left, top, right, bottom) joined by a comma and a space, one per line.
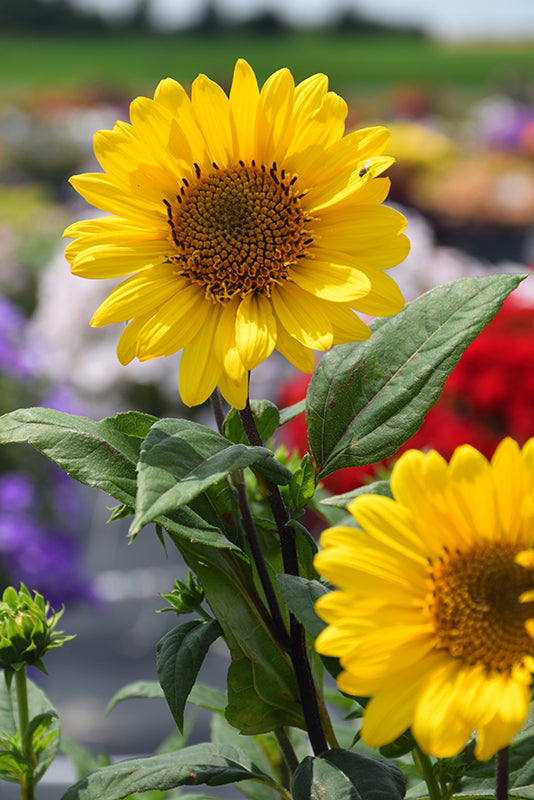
224, 401, 280, 444
156, 619, 222, 733
276, 575, 341, 679
106, 681, 164, 714
0, 749, 27, 782
276, 575, 328, 640
289, 454, 316, 513
291, 749, 406, 800
60, 739, 101, 782
0, 408, 157, 506
22, 711, 59, 778
131, 418, 289, 535
210, 715, 282, 800
60, 743, 283, 800
307, 274, 525, 480
279, 400, 305, 426
188, 684, 227, 715
320, 480, 393, 509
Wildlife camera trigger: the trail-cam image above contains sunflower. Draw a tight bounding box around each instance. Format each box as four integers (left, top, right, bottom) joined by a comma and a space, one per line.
64, 59, 409, 408
314, 437, 534, 760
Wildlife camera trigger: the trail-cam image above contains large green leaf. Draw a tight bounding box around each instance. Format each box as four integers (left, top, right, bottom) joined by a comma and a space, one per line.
60, 743, 284, 800
156, 619, 222, 733
307, 274, 525, 479
0, 408, 157, 505
131, 419, 291, 536
291, 749, 406, 800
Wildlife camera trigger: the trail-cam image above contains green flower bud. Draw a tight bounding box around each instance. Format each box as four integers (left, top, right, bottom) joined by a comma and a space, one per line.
158, 574, 205, 617
0, 584, 74, 673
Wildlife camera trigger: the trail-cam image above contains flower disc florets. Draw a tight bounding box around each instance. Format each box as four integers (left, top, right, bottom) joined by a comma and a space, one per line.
0, 584, 73, 673
167, 162, 310, 302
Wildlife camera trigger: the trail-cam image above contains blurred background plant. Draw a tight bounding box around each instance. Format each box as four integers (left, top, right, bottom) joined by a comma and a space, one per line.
0, 0, 533, 793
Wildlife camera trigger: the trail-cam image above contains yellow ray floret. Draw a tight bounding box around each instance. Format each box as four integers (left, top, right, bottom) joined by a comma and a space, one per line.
64, 58, 409, 408
315, 437, 534, 760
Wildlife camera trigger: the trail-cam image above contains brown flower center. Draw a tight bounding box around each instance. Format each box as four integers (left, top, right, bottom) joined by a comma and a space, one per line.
164, 162, 311, 303
428, 542, 534, 671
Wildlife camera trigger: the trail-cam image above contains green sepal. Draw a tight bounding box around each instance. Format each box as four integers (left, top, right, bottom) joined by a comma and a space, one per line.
291, 749, 406, 800
307, 274, 525, 480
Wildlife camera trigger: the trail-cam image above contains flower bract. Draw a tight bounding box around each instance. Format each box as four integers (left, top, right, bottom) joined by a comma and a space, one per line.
64, 59, 409, 408
314, 437, 534, 760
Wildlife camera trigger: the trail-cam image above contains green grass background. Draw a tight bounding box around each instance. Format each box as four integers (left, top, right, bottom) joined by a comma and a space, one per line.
0, 31, 532, 94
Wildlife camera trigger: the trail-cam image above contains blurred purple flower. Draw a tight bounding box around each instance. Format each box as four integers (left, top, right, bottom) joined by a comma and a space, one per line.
0, 295, 33, 379
0, 473, 35, 512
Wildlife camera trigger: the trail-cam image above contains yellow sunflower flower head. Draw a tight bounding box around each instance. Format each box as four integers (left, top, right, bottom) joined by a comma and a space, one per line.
314, 437, 534, 761
64, 59, 409, 409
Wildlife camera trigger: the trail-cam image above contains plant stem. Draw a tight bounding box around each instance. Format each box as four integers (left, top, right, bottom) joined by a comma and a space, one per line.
15, 668, 35, 800
235, 474, 291, 650
239, 398, 329, 756
209, 388, 227, 435
15, 668, 29, 735
496, 746, 510, 800
413, 746, 443, 800
274, 727, 299, 776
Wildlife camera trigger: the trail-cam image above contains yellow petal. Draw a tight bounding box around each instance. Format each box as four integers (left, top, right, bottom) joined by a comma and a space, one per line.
271, 283, 333, 350
255, 68, 295, 165
179, 306, 221, 407
137, 284, 207, 359
275, 324, 316, 373
290, 259, 371, 303
153, 76, 211, 171
191, 73, 239, 169
229, 59, 259, 163
69, 239, 169, 280
116, 314, 152, 364
91, 265, 183, 326
235, 294, 277, 370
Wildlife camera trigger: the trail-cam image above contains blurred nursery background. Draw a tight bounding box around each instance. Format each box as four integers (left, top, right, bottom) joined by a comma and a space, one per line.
1, 0, 534, 794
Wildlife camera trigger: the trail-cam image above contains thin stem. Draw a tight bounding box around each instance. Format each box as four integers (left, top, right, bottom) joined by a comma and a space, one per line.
239, 398, 328, 756
209, 388, 226, 435
15, 668, 35, 800
413, 746, 443, 800
235, 473, 291, 650
496, 746, 510, 800
14, 668, 29, 735
274, 727, 299, 777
